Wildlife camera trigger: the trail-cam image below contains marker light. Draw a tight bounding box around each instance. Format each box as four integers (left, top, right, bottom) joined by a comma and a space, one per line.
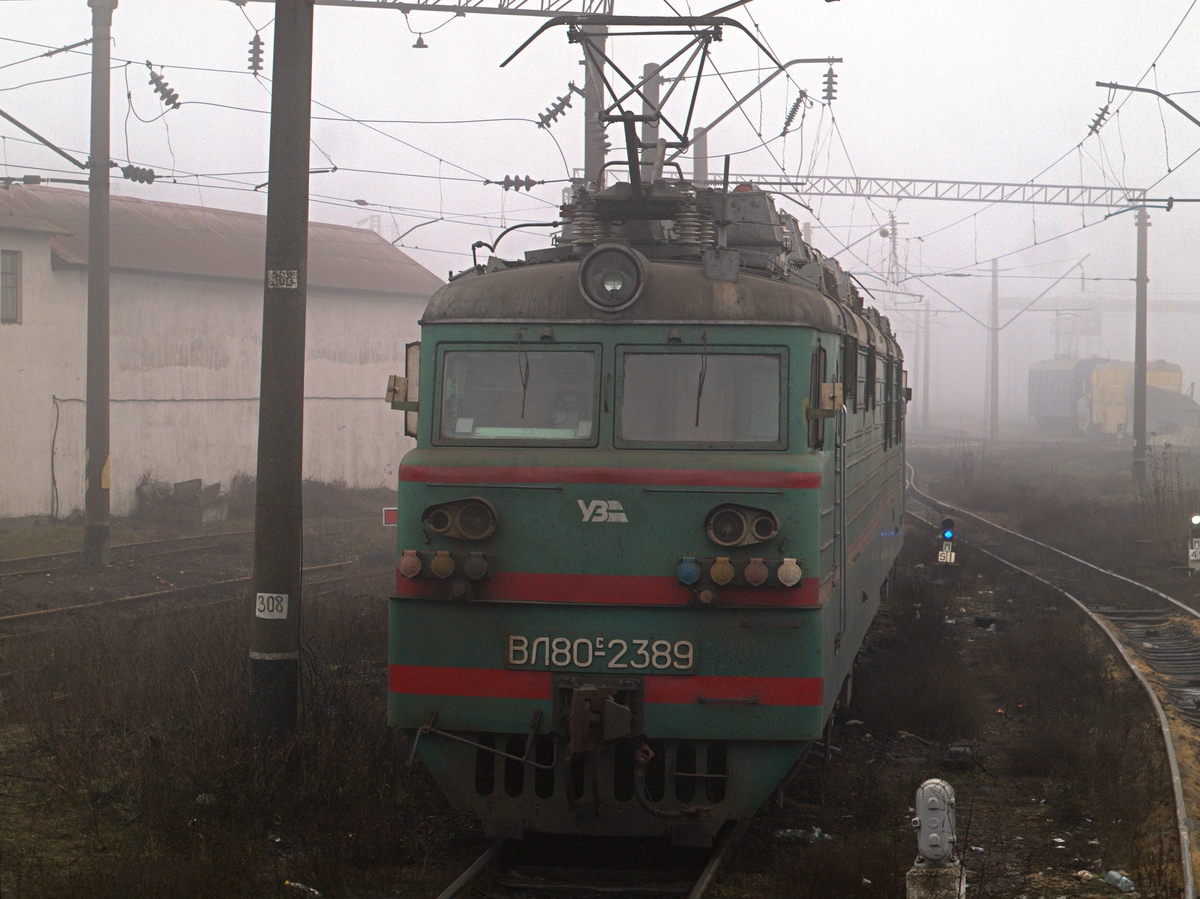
941, 518, 955, 541
777, 558, 803, 587
710, 557, 735, 586
744, 558, 768, 586
696, 587, 717, 605
398, 549, 422, 578
430, 551, 456, 579
1192, 514, 1200, 526
578, 245, 645, 311
463, 553, 489, 581
677, 557, 702, 586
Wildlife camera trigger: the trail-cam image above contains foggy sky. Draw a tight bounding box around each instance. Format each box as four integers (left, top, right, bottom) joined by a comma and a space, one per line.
2, 0, 1197, 432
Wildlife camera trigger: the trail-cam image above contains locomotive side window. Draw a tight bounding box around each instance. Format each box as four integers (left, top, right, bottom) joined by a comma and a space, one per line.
436, 347, 599, 444
807, 345, 827, 449
857, 350, 868, 412
864, 348, 876, 411
617, 348, 784, 448
843, 337, 858, 413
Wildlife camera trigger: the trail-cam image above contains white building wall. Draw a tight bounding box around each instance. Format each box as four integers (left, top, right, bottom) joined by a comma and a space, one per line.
0, 232, 87, 519
2, 247, 427, 519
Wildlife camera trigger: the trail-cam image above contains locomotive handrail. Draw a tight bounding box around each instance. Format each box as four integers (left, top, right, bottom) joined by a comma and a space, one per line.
408, 709, 557, 771
836, 404, 848, 651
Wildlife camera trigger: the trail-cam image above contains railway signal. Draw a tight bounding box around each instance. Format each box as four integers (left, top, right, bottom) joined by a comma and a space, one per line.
937, 518, 956, 564
908, 779, 964, 897
1189, 514, 1200, 576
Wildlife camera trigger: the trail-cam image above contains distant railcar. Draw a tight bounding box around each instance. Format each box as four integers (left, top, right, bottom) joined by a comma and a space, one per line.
1088, 360, 1187, 435
386, 178, 908, 845
1028, 357, 1107, 431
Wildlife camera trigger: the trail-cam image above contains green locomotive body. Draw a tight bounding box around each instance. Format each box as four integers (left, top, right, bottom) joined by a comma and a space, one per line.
388, 183, 906, 844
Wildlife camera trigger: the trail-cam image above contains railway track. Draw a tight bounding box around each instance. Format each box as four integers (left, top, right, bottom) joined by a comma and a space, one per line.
0, 561, 388, 638
907, 464, 1198, 899
433, 821, 748, 899
0, 515, 380, 580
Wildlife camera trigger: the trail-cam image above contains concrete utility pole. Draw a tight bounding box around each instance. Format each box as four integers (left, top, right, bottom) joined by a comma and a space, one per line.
581, 24, 607, 186
1133, 207, 1149, 477
921, 298, 931, 427
83, 0, 116, 570
989, 259, 999, 441
249, 0, 315, 743
692, 126, 708, 184
638, 62, 661, 180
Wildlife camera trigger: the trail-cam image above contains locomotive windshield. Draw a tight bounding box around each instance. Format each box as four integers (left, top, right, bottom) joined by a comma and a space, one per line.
618, 349, 785, 447
437, 347, 597, 443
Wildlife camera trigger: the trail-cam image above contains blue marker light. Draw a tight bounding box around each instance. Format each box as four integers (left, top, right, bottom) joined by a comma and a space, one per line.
677, 557, 702, 586
940, 518, 955, 541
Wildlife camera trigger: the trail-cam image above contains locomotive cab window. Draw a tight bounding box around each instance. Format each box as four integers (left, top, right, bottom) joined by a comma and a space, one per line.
435, 345, 600, 445
616, 347, 785, 449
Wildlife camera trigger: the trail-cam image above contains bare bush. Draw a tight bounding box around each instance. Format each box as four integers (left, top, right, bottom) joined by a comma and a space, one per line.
0, 586, 454, 897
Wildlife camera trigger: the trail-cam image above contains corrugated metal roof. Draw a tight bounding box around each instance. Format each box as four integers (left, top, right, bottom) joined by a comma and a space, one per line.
0, 185, 443, 297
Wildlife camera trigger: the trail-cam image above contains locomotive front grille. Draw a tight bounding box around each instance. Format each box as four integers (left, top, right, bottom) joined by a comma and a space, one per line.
472, 735, 729, 805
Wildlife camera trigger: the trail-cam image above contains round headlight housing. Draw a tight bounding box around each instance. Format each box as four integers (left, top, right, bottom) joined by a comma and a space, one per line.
705, 503, 779, 548
579, 245, 645, 312
422, 497, 498, 541
707, 507, 747, 547
456, 499, 498, 541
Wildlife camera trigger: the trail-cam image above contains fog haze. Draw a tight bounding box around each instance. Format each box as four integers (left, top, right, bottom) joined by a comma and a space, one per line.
2, 0, 1197, 433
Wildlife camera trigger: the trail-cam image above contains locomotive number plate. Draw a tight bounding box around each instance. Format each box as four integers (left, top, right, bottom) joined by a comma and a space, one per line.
507, 635, 694, 672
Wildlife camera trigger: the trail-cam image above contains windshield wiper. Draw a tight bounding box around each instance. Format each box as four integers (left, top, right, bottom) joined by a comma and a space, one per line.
518, 351, 530, 419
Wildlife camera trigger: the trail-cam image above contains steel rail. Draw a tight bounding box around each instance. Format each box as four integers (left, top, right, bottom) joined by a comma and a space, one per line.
908, 473, 1198, 616
906, 466, 1196, 899
0, 567, 393, 645
689, 818, 750, 899
429, 820, 745, 898
435, 839, 507, 899
0, 516, 380, 577
0, 560, 358, 626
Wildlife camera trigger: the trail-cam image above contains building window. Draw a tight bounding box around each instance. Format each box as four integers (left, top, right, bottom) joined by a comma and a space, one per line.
1, 250, 20, 324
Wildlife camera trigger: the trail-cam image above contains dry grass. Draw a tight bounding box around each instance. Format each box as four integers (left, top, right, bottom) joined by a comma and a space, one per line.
0, 586, 447, 897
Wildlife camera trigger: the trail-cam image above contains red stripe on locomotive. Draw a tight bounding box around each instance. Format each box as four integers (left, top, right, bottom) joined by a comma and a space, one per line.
395, 571, 823, 607
400, 465, 821, 490
389, 664, 824, 707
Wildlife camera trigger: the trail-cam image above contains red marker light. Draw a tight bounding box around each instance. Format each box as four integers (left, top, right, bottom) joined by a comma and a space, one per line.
398, 550, 421, 578
744, 558, 768, 586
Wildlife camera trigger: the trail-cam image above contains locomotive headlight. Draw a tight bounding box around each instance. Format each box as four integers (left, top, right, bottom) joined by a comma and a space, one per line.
705, 504, 780, 548
707, 507, 746, 547
422, 498, 498, 541
579, 245, 645, 312
455, 499, 498, 541
425, 507, 453, 535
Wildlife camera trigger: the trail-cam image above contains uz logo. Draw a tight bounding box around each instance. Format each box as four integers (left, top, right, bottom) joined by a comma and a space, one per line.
578, 499, 628, 523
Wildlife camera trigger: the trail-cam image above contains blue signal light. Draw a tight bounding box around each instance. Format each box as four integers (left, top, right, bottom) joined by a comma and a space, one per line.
940, 518, 955, 541
942, 529, 954, 540
677, 557, 702, 586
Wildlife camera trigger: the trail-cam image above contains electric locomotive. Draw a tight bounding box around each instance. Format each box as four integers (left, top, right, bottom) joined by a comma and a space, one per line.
387, 175, 907, 845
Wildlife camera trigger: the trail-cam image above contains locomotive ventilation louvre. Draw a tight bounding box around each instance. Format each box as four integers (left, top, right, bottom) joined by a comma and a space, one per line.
472, 735, 729, 805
